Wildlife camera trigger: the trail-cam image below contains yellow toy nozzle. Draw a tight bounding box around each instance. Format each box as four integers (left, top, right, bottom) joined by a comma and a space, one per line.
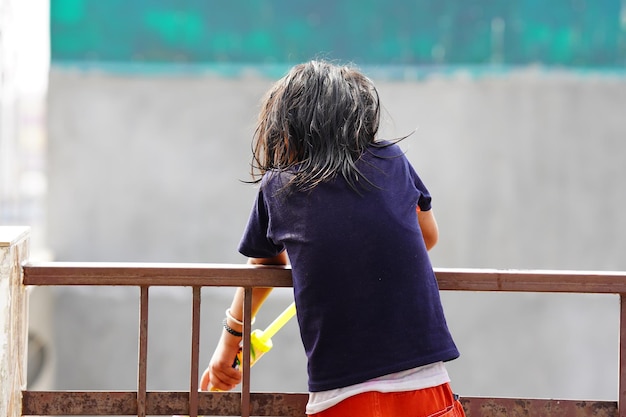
258, 301, 296, 343
234, 301, 297, 368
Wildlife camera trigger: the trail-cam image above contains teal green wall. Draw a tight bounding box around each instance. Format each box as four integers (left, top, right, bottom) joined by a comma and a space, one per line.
51, 0, 625, 68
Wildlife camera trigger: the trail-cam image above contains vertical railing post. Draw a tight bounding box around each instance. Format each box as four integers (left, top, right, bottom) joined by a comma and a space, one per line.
137, 286, 149, 417
241, 287, 253, 417
188, 287, 201, 417
0, 226, 30, 417
617, 294, 626, 417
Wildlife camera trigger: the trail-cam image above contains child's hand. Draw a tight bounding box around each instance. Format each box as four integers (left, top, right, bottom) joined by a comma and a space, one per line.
200, 337, 242, 391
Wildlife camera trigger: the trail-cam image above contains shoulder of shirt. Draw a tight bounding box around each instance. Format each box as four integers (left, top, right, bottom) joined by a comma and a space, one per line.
260, 169, 294, 190
365, 141, 409, 162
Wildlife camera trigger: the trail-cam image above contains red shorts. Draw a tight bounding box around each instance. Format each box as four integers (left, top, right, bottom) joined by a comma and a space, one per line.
308, 382, 465, 417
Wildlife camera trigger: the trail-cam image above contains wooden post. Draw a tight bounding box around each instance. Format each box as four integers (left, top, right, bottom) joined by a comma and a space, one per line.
0, 226, 30, 417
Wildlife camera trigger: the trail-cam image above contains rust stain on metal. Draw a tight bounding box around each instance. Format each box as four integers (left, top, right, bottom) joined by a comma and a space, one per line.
460, 398, 617, 417
22, 391, 309, 416
250, 392, 308, 416
22, 391, 136, 415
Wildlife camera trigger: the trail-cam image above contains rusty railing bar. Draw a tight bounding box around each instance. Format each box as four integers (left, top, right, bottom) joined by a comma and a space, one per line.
20, 391, 617, 416
23, 263, 626, 294
620, 294, 626, 417
20, 391, 310, 416
434, 268, 626, 293
459, 397, 617, 417
137, 286, 149, 417
189, 286, 201, 417
22, 262, 294, 287
241, 287, 253, 417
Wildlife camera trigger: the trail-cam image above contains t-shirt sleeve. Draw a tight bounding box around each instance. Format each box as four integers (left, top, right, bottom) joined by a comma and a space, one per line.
407, 160, 432, 212
238, 187, 285, 258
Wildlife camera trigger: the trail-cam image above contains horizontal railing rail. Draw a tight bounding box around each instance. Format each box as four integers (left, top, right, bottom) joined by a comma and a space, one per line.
20, 263, 626, 417
23, 262, 626, 292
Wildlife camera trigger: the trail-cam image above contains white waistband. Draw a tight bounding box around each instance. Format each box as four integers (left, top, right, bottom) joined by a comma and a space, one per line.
306, 362, 450, 414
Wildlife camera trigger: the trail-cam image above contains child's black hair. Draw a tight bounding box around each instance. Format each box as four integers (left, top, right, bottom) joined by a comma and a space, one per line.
250, 60, 383, 193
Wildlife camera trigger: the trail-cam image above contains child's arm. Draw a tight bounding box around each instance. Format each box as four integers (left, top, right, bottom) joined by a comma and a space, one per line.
417, 207, 439, 251
200, 251, 289, 391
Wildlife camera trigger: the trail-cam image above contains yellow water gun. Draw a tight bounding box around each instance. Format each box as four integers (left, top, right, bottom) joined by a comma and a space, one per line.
233, 301, 297, 368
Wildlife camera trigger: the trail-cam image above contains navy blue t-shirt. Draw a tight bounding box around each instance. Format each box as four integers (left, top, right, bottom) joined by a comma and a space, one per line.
238, 142, 459, 392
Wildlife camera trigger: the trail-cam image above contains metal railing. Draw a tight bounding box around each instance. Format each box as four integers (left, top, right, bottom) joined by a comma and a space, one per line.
16, 262, 626, 417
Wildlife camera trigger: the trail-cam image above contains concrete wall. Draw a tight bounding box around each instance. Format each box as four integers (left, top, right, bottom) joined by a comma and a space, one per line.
44, 67, 626, 400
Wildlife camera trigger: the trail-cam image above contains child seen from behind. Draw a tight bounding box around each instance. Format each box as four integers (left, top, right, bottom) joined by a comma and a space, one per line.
201, 60, 465, 417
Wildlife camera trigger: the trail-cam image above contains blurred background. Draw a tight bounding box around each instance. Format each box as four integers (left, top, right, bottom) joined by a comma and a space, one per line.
1, 0, 626, 403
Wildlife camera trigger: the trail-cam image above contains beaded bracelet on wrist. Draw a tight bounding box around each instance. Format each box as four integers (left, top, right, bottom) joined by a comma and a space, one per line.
222, 318, 243, 337
225, 308, 256, 326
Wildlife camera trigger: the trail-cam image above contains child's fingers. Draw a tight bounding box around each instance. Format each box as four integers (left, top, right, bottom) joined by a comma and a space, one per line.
214, 365, 242, 388
200, 368, 211, 391
209, 373, 238, 392
201, 358, 241, 391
